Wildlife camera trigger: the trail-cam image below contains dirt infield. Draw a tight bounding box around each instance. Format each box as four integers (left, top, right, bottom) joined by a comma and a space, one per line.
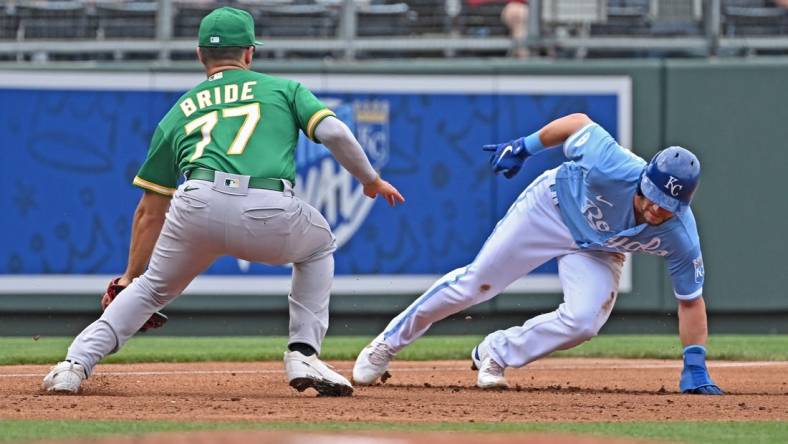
2, 358, 786, 424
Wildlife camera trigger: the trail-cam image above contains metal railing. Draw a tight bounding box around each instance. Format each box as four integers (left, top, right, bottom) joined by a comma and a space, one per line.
0, 0, 787, 62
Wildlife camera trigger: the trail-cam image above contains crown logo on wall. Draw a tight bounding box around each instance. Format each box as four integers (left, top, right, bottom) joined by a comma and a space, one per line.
354, 100, 389, 123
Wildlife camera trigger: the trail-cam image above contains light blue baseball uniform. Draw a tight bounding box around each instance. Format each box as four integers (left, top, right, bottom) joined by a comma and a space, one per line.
555, 123, 704, 300
355, 120, 707, 377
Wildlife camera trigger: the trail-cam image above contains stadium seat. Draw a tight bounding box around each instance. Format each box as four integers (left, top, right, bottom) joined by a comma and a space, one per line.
95, 1, 157, 39
540, 0, 609, 38
357, 3, 416, 37
0, 3, 20, 40
648, 0, 704, 36
723, 0, 788, 36
591, 0, 651, 36
253, 3, 338, 38
17, 0, 97, 40
406, 0, 454, 35
461, 0, 509, 37
173, 1, 234, 39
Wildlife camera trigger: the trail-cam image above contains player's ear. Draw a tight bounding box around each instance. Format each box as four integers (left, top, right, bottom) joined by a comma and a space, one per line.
244, 46, 254, 65
196, 47, 205, 65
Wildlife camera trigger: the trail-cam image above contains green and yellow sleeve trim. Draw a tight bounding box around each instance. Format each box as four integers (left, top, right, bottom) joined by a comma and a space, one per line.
132, 176, 176, 197
306, 108, 336, 141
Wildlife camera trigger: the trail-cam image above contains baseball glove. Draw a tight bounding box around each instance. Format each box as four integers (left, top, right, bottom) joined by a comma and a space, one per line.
101, 277, 168, 333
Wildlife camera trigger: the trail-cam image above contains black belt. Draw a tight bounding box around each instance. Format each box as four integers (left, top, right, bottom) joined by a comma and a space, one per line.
187, 168, 285, 192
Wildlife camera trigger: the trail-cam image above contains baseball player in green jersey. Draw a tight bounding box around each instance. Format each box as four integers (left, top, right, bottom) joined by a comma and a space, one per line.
42, 7, 404, 397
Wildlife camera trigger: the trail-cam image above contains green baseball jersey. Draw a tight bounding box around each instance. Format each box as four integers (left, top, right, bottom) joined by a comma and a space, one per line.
133, 69, 335, 196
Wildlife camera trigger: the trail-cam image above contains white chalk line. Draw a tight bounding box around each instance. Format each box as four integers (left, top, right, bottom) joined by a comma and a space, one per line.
1, 361, 785, 378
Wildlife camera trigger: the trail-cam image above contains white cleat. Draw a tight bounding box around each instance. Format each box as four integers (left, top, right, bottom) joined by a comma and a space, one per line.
42, 361, 87, 394
471, 343, 509, 389
352, 334, 396, 385
284, 351, 353, 397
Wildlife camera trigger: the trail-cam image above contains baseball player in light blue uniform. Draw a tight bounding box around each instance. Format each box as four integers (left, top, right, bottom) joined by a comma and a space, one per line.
354, 113, 722, 395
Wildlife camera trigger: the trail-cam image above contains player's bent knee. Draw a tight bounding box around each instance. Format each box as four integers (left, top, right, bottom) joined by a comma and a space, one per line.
135, 275, 181, 307
561, 312, 604, 341
573, 325, 602, 342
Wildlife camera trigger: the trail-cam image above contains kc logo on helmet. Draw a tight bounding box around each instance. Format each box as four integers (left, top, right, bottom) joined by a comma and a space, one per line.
664, 176, 683, 197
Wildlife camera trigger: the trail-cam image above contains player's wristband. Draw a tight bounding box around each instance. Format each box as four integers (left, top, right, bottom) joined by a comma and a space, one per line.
524, 132, 546, 155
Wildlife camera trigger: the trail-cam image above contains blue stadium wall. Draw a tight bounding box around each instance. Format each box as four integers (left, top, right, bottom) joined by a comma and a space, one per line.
0, 59, 785, 336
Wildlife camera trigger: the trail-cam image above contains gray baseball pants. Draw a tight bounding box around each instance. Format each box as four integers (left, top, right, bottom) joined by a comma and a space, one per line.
66, 175, 336, 376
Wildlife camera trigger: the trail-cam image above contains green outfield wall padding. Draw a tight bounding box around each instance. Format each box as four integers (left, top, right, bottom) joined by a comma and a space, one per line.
663, 59, 788, 311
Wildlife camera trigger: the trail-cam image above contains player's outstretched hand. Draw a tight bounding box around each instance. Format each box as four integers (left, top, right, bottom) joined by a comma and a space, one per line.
679, 345, 724, 395
482, 137, 529, 179
363, 177, 405, 207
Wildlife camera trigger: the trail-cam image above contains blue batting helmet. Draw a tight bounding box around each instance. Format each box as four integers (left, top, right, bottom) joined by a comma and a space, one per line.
640, 146, 701, 213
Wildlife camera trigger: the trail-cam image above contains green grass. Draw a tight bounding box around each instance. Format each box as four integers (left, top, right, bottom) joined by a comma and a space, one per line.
0, 420, 786, 444
1, 335, 787, 365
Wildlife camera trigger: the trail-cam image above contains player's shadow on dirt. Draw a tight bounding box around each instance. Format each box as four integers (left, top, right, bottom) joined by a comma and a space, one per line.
366, 383, 766, 396
41, 388, 355, 399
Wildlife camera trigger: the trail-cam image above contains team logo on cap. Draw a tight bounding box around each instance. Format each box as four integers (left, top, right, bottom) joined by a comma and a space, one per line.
210, 36, 220, 43
664, 176, 683, 197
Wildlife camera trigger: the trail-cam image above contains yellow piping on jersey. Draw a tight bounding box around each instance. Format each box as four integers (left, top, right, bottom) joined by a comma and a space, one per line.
132, 176, 176, 196
306, 109, 336, 141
